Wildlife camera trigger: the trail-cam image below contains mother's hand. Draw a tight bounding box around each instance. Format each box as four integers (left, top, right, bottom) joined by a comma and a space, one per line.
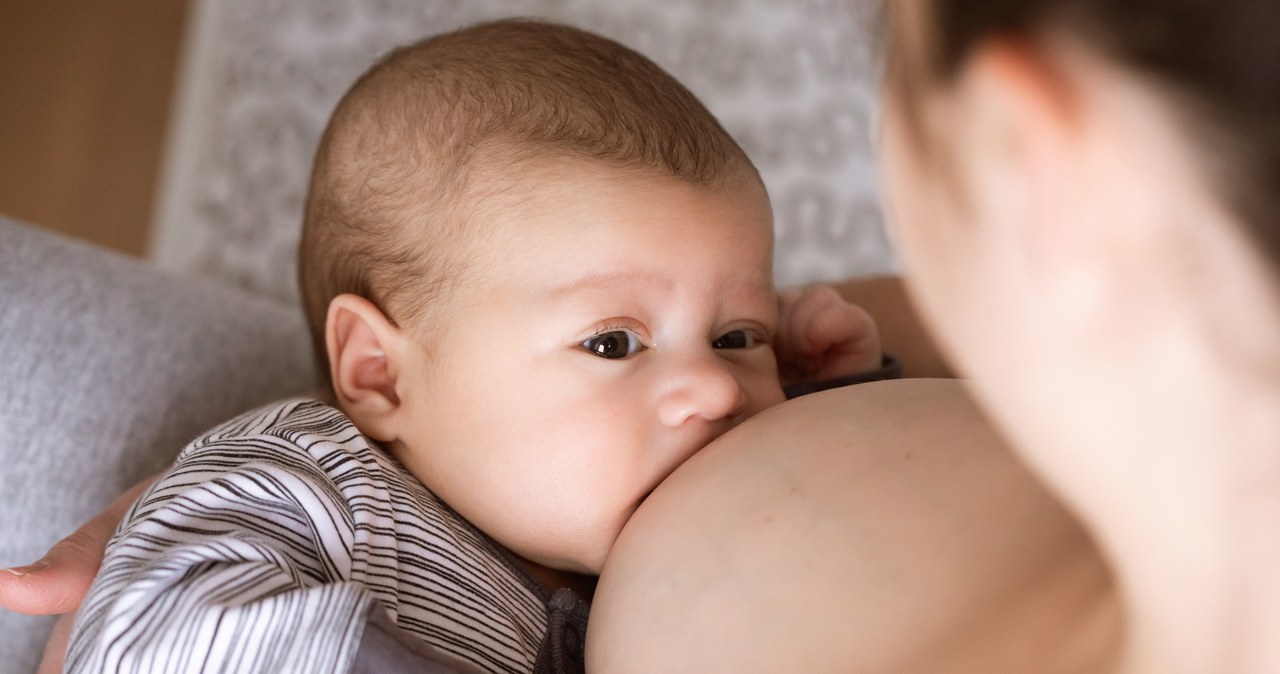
1, 476, 155, 673
587, 379, 1120, 672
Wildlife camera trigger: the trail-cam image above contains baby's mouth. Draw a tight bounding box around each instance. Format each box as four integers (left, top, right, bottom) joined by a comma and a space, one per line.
634, 416, 749, 512
704, 415, 744, 445
644, 423, 740, 500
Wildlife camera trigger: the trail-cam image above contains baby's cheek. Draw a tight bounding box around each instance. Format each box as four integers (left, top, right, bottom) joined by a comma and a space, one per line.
747, 378, 787, 416
588, 523, 627, 574
561, 509, 630, 576
750, 348, 786, 413
574, 487, 641, 574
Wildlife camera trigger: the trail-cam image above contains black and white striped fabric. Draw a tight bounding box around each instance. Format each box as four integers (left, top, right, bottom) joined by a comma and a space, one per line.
66, 399, 550, 673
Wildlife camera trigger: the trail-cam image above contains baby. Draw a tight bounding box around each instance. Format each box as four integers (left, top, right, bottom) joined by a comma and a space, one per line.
65, 19, 892, 674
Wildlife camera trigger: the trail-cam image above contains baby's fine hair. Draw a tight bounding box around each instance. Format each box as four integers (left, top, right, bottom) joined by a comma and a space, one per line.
298, 18, 756, 378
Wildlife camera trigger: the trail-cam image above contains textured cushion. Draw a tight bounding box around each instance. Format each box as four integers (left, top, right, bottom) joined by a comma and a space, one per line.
0, 216, 319, 673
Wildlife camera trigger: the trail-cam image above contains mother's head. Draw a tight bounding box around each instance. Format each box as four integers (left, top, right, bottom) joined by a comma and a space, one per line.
882, 0, 1280, 479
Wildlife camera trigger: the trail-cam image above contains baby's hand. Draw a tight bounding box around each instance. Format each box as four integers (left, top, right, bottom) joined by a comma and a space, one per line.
774, 283, 883, 386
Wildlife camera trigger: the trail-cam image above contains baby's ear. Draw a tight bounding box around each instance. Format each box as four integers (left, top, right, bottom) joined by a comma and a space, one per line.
325, 294, 404, 442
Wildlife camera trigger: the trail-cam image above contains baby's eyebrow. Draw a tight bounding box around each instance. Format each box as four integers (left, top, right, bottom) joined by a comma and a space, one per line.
550, 271, 674, 298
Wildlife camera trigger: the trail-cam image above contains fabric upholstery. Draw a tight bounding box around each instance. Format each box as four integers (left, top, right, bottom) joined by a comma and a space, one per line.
0, 216, 319, 673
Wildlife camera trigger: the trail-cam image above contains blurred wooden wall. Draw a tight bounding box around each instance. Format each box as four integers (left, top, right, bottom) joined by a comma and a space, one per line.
0, 1, 189, 256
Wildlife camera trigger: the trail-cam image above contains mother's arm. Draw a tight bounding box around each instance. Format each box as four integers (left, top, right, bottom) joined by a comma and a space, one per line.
0, 477, 154, 674
587, 379, 1120, 673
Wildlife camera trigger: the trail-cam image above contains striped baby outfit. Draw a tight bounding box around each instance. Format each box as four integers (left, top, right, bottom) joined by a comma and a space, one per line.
66, 399, 586, 673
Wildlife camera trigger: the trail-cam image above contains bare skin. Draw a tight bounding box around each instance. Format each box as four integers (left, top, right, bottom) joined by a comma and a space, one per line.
0, 276, 975, 672
0, 478, 154, 674
832, 275, 953, 379
587, 378, 1120, 673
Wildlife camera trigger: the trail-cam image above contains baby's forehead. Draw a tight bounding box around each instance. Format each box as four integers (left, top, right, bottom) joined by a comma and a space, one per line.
445, 154, 775, 295
406, 147, 772, 273
465, 150, 770, 220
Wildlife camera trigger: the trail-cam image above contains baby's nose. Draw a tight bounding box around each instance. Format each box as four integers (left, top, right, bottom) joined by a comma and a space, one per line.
658, 355, 748, 428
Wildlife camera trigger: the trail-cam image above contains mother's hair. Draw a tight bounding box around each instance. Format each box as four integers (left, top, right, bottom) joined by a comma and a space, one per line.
887, 0, 1280, 276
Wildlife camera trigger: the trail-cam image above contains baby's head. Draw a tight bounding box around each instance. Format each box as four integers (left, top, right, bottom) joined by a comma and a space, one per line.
298, 19, 786, 575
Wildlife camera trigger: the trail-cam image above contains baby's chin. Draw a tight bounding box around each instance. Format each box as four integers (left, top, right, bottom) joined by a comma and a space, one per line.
511, 433, 750, 579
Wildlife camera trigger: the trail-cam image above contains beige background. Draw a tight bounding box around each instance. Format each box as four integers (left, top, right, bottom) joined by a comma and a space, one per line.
0, 1, 896, 289
0, 1, 189, 257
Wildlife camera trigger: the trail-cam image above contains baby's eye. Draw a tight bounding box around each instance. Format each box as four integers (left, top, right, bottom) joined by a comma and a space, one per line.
582, 330, 647, 359
712, 330, 757, 350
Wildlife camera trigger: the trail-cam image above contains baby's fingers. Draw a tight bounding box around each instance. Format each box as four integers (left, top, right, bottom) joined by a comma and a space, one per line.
805, 299, 876, 353
784, 285, 854, 352
774, 286, 830, 369
807, 302, 882, 372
